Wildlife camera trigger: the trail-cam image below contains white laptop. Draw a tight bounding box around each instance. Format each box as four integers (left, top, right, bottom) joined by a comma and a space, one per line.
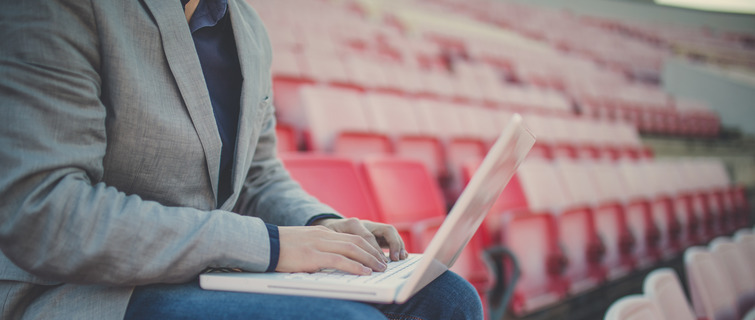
199, 114, 536, 304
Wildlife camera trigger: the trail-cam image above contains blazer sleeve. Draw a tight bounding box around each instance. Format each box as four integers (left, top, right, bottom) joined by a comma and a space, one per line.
233, 2, 342, 226
0, 0, 275, 286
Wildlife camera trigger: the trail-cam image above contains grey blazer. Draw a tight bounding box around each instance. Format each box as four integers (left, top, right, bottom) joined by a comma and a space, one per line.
0, 0, 337, 318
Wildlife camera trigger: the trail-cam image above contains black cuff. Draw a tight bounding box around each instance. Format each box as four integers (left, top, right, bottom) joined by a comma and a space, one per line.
305, 213, 342, 226
265, 223, 280, 272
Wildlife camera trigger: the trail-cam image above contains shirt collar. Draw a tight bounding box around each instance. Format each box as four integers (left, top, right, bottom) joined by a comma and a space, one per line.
181, 0, 228, 33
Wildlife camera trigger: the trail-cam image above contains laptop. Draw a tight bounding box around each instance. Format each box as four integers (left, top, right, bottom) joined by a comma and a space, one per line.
199, 114, 536, 304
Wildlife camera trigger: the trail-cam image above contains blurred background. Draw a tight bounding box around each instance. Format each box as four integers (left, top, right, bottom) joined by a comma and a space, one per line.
247, 0, 755, 318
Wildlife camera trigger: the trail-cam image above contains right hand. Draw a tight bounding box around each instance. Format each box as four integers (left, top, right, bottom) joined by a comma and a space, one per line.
276, 226, 389, 275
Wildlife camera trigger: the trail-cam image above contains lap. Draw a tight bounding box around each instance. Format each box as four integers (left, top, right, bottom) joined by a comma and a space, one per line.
124, 271, 482, 320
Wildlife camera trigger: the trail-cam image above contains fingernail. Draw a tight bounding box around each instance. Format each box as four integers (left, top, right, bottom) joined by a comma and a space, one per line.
401, 249, 408, 259
378, 262, 387, 272
391, 252, 399, 261
362, 266, 372, 275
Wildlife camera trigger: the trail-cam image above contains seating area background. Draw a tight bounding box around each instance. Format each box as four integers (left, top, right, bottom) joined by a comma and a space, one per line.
247, 0, 755, 318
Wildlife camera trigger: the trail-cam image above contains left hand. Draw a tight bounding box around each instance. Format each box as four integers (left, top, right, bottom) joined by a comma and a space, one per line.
312, 218, 408, 262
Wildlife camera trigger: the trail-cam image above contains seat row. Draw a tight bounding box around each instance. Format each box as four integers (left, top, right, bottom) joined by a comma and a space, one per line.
605, 230, 755, 320
274, 86, 653, 205
486, 157, 749, 316
277, 149, 749, 318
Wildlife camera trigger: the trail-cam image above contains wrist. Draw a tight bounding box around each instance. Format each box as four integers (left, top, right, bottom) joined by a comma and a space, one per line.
305, 214, 341, 226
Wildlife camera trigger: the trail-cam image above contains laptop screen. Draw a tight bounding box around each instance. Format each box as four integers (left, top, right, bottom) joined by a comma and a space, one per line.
396, 114, 535, 303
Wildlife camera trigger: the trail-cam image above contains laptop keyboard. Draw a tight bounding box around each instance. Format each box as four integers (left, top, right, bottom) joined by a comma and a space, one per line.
283, 254, 422, 285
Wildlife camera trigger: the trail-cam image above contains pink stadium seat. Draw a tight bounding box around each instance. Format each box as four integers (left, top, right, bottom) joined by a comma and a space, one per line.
299, 86, 391, 159
502, 213, 569, 316
360, 157, 446, 253
585, 162, 637, 278
704, 160, 740, 232
604, 295, 667, 320
709, 237, 755, 316
496, 159, 606, 301
685, 246, 739, 320
642, 162, 684, 254
300, 50, 353, 87
643, 268, 697, 320
544, 116, 580, 160
362, 93, 446, 178
734, 231, 755, 283
653, 160, 703, 247
616, 162, 664, 266
679, 161, 722, 238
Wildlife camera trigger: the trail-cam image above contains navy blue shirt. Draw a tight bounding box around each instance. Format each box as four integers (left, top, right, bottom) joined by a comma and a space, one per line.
182, 0, 240, 206
182, 0, 279, 272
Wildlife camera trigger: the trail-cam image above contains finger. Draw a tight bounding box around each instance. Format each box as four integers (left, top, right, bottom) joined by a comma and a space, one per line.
318, 252, 373, 276
371, 224, 405, 261
319, 238, 387, 272
330, 219, 388, 263
349, 222, 388, 263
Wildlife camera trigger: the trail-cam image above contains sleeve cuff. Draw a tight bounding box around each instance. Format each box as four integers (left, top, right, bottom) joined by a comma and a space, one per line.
265, 223, 279, 272
305, 213, 342, 226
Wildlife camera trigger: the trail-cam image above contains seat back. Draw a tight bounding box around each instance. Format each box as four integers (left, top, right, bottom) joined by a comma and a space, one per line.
709, 237, 755, 315
643, 268, 696, 320
604, 295, 667, 320
617, 161, 661, 265
361, 157, 446, 252
503, 213, 568, 314
281, 155, 379, 222
363, 92, 421, 136
514, 158, 571, 213
300, 86, 372, 151
552, 160, 606, 292
684, 246, 738, 320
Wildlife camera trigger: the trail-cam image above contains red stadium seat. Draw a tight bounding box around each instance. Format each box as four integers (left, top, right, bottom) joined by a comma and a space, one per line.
360, 157, 446, 253
275, 124, 298, 154
281, 154, 380, 222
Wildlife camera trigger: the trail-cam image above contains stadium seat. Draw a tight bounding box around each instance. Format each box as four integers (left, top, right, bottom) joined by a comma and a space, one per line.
360, 157, 446, 253
502, 213, 569, 316
551, 160, 608, 292
616, 161, 664, 266
642, 161, 684, 254
585, 162, 637, 278
684, 246, 739, 320
604, 295, 667, 320
709, 237, 755, 316
299, 86, 391, 159
281, 154, 380, 221
275, 124, 298, 154
643, 268, 697, 320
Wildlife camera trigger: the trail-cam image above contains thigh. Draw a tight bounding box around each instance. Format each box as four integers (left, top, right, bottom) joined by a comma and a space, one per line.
124, 280, 387, 320
372, 271, 483, 320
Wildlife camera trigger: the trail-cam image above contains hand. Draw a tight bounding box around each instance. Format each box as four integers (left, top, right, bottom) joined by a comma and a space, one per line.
313, 218, 408, 262
276, 225, 388, 275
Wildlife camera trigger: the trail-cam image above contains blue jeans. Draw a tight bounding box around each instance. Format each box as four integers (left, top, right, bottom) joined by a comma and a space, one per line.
124, 271, 482, 320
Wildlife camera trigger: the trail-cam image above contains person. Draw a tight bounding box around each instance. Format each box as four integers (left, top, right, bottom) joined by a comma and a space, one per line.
0, 0, 483, 319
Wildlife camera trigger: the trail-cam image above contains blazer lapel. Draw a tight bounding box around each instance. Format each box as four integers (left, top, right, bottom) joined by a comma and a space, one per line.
142, 0, 222, 204
221, 0, 264, 210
